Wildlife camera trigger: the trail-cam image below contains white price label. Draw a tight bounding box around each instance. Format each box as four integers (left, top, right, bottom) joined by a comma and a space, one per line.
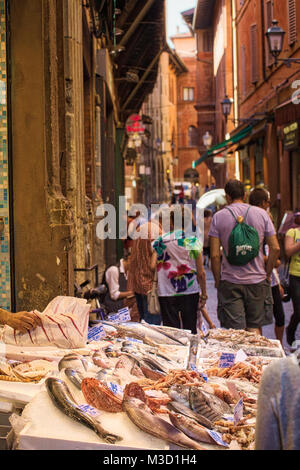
207, 430, 229, 447
78, 404, 99, 417
88, 324, 106, 342
234, 349, 248, 363
234, 398, 243, 425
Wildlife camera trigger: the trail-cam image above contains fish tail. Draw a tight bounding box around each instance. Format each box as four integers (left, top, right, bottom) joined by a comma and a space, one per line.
93, 422, 122, 444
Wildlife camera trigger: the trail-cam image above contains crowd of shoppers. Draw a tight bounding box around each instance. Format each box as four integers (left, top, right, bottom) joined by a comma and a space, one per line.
105, 178, 299, 347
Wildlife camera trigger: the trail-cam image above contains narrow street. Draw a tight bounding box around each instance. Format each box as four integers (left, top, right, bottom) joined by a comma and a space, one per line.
0, 0, 299, 454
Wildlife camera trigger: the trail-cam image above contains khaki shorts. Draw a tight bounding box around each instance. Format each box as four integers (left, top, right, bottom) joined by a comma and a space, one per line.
217, 279, 273, 329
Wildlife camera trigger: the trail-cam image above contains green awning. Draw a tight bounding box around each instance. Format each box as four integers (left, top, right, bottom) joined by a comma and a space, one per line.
193, 125, 253, 168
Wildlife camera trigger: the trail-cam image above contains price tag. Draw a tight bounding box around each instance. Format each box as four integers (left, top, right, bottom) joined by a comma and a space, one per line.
234, 349, 248, 363
78, 404, 99, 418
107, 382, 124, 398
207, 430, 229, 447
88, 324, 106, 342
108, 307, 131, 324
201, 322, 209, 337
189, 363, 208, 382
219, 352, 235, 368
234, 398, 243, 425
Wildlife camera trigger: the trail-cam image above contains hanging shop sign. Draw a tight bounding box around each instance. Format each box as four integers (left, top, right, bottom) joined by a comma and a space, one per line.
283, 121, 299, 150
126, 114, 145, 135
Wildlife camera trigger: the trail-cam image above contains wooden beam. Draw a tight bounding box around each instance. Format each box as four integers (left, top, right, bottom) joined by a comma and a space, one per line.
119, 0, 157, 47
117, 0, 139, 29
121, 49, 162, 112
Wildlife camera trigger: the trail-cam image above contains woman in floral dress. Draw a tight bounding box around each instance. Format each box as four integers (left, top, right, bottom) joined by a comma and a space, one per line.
153, 207, 207, 334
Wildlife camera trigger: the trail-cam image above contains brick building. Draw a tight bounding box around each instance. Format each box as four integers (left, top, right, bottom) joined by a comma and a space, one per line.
183, 2, 236, 188
234, 0, 300, 223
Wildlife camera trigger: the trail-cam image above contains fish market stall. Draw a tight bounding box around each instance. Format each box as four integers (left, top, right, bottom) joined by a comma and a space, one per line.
0, 296, 286, 451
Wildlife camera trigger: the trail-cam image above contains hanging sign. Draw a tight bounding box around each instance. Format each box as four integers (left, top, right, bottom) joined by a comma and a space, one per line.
126, 114, 145, 135
283, 121, 299, 150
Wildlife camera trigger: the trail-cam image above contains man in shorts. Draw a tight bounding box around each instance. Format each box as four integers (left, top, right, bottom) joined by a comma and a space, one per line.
209, 180, 280, 334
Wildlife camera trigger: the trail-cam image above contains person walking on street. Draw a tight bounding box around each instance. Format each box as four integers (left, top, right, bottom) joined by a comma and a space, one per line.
285, 211, 300, 346
153, 206, 207, 334
203, 209, 213, 267
249, 188, 285, 344
127, 221, 162, 325
209, 180, 280, 335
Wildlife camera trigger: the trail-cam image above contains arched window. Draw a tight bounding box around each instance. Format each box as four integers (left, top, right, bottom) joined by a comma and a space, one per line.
188, 126, 199, 147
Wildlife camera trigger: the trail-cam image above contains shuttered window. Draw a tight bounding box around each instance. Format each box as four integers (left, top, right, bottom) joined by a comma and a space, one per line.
250, 24, 259, 84
265, 1, 273, 66
288, 0, 297, 45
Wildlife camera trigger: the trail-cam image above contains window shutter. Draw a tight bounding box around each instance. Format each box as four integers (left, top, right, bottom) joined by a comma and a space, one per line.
250, 24, 259, 84
265, 1, 273, 66
241, 44, 246, 97
288, 0, 297, 45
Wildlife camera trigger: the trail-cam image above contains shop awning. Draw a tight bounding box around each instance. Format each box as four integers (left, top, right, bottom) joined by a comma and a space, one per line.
192, 125, 253, 167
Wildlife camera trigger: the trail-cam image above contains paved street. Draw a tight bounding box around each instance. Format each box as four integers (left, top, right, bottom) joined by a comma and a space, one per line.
204, 266, 296, 353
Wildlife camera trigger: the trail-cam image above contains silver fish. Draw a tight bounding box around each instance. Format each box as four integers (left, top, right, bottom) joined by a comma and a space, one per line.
46, 377, 122, 444
64, 368, 84, 390
123, 397, 204, 450
168, 384, 190, 406
167, 401, 213, 429
169, 412, 221, 447
101, 321, 183, 346
58, 353, 93, 372
189, 386, 231, 422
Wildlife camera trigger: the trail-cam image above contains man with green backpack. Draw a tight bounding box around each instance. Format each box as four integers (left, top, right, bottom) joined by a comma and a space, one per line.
209, 180, 280, 334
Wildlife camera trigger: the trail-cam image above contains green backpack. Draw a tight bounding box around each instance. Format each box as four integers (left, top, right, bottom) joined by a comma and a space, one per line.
225, 207, 260, 266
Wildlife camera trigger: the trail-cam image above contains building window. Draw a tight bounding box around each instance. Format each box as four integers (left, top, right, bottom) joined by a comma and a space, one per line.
250, 24, 259, 84
183, 87, 194, 101
288, 0, 297, 45
188, 126, 198, 147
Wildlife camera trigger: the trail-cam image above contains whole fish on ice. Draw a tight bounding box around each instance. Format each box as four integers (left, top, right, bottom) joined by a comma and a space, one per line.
189, 386, 231, 422
45, 377, 122, 444
101, 321, 183, 346
123, 396, 204, 450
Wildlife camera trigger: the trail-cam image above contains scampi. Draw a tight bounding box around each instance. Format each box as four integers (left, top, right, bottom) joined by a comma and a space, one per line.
123, 396, 204, 450
45, 377, 122, 444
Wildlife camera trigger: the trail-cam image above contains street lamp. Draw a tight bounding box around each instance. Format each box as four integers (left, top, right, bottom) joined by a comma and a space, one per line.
266, 19, 300, 66
203, 131, 213, 148
266, 20, 285, 65
221, 95, 232, 122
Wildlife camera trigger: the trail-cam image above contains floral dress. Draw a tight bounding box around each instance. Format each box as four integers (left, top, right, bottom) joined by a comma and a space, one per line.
153, 230, 202, 297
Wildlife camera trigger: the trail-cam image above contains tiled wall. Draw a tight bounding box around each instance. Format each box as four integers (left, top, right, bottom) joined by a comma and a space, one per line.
0, 0, 11, 310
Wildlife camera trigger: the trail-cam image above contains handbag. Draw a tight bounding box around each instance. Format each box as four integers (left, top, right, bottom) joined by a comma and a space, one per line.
147, 270, 161, 315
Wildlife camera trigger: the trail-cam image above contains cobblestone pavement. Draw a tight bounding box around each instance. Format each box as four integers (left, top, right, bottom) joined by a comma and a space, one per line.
204, 266, 298, 354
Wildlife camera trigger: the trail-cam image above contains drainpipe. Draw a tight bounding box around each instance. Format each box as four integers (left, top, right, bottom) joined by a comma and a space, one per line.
231, 0, 240, 179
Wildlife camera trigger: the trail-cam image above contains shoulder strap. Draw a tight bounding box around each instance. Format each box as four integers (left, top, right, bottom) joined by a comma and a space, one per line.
244, 206, 251, 221
225, 206, 238, 222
